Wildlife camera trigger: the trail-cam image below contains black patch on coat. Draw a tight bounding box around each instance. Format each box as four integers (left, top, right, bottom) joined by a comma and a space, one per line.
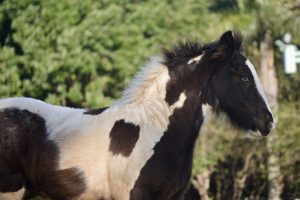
0, 108, 86, 199
84, 107, 108, 115
130, 94, 203, 200
109, 120, 140, 157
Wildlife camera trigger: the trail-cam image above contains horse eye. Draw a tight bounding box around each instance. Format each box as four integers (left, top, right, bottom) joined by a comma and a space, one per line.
241, 76, 249, 82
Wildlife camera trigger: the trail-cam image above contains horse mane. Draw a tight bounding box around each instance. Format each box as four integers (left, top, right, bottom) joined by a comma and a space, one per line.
162, 40, 218, 67
162, 31, 243, 67
115, 56, 169, 106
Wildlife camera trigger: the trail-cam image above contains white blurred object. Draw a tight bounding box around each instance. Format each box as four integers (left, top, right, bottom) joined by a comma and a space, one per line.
275, 33, 298, 74
283, 33, 292, 44
284, 44, 297, 74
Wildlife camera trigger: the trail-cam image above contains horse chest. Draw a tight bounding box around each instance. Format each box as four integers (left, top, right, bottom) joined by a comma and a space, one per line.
128, 102, 203, 199
129, 126, 201, 199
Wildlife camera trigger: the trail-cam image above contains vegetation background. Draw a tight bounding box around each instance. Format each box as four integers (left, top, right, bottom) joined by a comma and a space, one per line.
0, 0, 300, 199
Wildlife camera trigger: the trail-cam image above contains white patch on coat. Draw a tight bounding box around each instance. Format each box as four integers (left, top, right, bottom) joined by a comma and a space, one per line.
245, 60, 273, 116
0, 56, 187, 200
170, 93, 186, 112
187, 55, 203, 64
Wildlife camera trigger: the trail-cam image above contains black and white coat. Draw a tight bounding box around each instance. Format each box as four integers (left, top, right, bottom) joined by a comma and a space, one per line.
0, 31, 274, 200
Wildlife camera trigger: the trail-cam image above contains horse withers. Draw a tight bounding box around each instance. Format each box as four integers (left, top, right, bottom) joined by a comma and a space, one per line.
0, 31, 274, 200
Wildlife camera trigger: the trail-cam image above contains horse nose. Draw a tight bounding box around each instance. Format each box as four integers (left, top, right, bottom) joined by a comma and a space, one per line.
261, 112, 275, 136
263, 121, 275, 136
255, 110, 274, 136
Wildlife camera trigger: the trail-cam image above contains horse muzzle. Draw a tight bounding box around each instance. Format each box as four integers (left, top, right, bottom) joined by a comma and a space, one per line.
253, 112, 275, 136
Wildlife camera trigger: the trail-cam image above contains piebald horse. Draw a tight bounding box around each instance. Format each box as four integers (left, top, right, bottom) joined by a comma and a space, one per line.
0, 31, 274, 200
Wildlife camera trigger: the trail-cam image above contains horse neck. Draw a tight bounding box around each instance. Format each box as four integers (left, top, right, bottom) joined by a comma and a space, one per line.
112, 61, 206, 134
113, 58, 179, 131
158, 65, 214, 153
165, 92, 205, 151
112, 57, 208, 143
116, 88, 205, 152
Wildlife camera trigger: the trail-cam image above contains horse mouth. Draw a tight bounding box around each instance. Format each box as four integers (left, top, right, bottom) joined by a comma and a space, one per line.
247, 121, 275, 138
251, 112, 275, 137
247, 130, 264, 138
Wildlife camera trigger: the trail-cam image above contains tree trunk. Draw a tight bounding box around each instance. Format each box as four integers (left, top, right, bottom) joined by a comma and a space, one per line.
192, 172, 210, 200
233, 152, 254, 200
259, 31, 282, 200
192, 132, 211, 200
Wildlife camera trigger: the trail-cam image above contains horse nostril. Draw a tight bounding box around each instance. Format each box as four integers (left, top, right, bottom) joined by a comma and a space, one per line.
258, 120, 275, 136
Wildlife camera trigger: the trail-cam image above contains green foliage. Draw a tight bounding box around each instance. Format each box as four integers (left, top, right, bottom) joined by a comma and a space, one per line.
193, 117, 235, 174
277, 102, 300, 167
0, 0, 213, 107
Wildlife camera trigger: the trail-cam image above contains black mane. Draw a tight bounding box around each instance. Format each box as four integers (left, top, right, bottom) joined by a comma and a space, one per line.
162, 40, 217, 67
162, 31, 243, 67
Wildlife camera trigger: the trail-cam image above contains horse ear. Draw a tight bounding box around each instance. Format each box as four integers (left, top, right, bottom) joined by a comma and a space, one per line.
210, 31, 235, 59
218, 30, 235, 57
219, 31, 234, 47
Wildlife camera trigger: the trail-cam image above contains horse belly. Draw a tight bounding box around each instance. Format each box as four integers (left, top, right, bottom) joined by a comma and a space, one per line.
76, 158, 111, 200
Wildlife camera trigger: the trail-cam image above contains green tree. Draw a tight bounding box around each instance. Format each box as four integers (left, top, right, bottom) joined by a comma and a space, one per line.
0, 0, 211, 107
